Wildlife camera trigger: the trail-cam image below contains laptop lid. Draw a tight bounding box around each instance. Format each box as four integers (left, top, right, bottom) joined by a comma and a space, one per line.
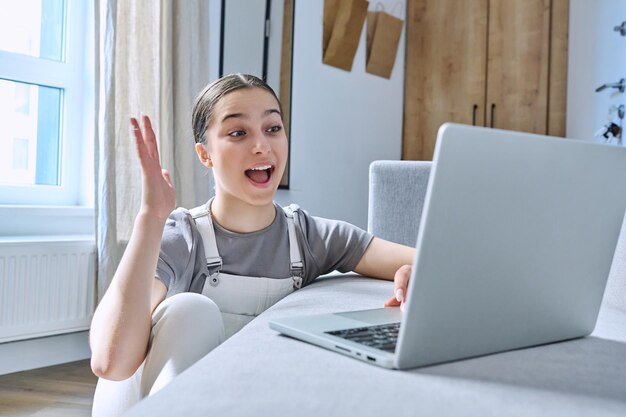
396, 123, 626, 369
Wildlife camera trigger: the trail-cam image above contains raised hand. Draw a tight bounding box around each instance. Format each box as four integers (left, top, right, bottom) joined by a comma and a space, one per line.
131, 115, 176, 222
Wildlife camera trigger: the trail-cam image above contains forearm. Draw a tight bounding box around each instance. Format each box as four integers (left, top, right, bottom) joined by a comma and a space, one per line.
354, 237, 415, 280
90, 212, 166, 380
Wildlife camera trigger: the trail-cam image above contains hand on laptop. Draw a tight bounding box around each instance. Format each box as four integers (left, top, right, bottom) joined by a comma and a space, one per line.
383, 264, 411, 312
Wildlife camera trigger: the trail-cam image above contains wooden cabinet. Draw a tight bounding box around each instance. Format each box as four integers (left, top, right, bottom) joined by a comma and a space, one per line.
403, 0, 569, 160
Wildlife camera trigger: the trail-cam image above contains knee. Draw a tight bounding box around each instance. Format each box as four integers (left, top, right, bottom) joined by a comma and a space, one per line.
151, 293, 224, 340
145, 293, 225, 388
154, 292, 220, 318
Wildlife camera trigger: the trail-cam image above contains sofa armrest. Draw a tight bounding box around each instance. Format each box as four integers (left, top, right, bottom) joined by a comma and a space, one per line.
368, 160, 431, 246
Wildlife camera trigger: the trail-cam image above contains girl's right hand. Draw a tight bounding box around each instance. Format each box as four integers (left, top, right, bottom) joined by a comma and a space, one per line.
131, 115, 176, 222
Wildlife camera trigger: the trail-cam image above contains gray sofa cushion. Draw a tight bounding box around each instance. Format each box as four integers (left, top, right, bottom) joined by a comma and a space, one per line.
368, 160, 431, 247
125, 276, 626, 417
605, 214, 626, 312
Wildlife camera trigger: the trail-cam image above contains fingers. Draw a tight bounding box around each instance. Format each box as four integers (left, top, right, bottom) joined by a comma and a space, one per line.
162, 169, 173, 187
131, 117, 148, 160
384, 296, 405, 312
142, 115, 160, 160
393, 264, 411, 291
384, 295, 400, 308
393, 265, 412, 311
130, 115, 159, 158
383, 265, 411, 309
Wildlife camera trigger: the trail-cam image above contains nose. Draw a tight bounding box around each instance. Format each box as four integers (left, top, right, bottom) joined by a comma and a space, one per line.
251, 131, 271, 154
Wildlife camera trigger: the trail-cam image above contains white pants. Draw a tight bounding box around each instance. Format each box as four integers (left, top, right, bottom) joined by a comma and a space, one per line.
92, 293, 225, 417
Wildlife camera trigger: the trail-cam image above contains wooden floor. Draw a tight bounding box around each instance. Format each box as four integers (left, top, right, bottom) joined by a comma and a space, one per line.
0, 360, 97, 417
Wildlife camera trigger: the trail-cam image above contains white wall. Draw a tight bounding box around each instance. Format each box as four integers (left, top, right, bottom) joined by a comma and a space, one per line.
567, 0, 626, 143
275, 0, 406, 229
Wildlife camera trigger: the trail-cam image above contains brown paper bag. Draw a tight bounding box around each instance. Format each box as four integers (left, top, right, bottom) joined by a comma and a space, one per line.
323, 0, 340, 56
366, 10, 404, 78
323, 0, 369, 71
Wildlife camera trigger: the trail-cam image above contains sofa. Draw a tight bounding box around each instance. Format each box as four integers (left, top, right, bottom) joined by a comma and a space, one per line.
124, 161, 626, 416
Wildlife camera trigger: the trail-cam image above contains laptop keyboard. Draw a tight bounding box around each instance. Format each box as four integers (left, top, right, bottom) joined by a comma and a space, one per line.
326, 322, 401, 353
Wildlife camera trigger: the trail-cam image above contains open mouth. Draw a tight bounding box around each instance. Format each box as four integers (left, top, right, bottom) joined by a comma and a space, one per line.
245, 164, 275, 185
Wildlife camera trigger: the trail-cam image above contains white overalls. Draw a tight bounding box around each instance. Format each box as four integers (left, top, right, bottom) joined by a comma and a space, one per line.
92, 202, 305, 417
189, 201, 304, 339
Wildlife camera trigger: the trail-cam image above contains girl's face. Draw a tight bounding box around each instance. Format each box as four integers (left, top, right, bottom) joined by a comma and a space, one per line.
197, 87, 288, 208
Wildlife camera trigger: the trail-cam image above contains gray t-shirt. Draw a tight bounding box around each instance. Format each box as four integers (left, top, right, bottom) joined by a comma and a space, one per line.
155, 202, 374, 296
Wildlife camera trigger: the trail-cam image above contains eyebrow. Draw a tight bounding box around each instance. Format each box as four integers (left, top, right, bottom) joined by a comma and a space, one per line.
221, 108, 282, 122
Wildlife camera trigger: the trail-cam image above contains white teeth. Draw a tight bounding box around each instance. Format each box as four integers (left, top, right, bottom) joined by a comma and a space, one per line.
249, 165, 272, 171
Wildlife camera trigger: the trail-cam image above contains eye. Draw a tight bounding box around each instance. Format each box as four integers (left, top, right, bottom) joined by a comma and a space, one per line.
266, 125, 282, 134
228, 130, 246, 138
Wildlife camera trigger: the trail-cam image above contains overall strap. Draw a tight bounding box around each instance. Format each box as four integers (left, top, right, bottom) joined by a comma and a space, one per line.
282, 204, 304, 289
189, 203, 222, 280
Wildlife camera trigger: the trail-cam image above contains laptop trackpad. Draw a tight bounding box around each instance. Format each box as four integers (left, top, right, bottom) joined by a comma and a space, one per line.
334, 308, 402, 326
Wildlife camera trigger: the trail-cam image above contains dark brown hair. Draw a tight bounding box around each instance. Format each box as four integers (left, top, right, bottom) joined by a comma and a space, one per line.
191, 73, 282, 144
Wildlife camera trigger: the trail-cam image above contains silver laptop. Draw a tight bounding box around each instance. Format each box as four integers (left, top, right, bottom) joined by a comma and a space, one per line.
269, 123, 626, 369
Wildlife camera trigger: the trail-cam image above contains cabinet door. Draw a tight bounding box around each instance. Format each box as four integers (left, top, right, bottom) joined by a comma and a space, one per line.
486, 0, 551, 133
403, 0, 488, 160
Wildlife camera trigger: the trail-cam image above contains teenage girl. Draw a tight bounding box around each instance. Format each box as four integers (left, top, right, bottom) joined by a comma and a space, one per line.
89, 74, 415, 416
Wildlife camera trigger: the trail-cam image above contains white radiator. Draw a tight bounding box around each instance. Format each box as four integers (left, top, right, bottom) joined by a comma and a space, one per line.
0, 236, 96, 343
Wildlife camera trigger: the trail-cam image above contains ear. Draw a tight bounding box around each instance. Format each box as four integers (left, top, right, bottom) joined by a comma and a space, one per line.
195, 143, 213, 168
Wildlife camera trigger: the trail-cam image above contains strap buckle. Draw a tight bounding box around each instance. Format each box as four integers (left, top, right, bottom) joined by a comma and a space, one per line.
207, 272, 220, 287
206, 256, 222, 287
291, 261, 304, 289
206, 256, 222, 270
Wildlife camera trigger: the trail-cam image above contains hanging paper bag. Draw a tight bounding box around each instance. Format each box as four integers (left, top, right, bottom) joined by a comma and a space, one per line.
323, 0, 369, 71
366, 4, 404, 79
323, 0, 340, 56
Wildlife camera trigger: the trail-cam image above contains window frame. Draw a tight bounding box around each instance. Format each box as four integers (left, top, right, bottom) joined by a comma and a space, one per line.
0, 0, 93, 207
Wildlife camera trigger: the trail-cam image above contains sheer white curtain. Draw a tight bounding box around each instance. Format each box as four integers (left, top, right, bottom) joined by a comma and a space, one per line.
94, 0, 214, 300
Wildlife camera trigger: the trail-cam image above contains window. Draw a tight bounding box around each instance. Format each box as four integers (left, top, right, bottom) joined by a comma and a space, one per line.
0, 0, 93, 207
